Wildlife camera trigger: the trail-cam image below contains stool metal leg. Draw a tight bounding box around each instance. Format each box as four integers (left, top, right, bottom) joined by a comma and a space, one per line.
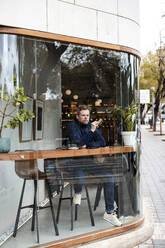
85, 185, 95, 226
46, 180, 59, 236
31, 180, 37, 232
114, 183, 120, 218
75, 204, 78, 221
56, 184, 64, 223
94, 184, 103, 211
70, 184, 73, 231
13, 179, 26, 237
33, 180, 39, 243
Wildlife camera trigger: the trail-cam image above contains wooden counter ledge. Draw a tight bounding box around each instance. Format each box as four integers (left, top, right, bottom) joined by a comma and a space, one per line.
0, 146, 138, 161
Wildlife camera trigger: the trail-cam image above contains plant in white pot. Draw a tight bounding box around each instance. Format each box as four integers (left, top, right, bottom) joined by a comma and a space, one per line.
0, 87, 35, 152
113, 102, 138, 146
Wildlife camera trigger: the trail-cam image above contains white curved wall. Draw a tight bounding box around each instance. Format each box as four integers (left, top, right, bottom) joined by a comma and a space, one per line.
0, 0, 140, 50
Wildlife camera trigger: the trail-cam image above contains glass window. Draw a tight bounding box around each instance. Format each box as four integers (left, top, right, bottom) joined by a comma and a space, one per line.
0, 34, 141, 247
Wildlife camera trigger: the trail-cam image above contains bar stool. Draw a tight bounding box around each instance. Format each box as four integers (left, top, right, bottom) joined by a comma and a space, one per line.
55, 159, 95, 230
56, 182, 95, 230
13, 158, 59, 243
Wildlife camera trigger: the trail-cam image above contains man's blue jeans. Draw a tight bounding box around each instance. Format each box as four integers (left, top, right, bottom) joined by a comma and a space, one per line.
72, 163, 115, 214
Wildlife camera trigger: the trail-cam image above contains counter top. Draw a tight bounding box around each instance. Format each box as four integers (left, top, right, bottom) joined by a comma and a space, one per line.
0, 146, 137, 161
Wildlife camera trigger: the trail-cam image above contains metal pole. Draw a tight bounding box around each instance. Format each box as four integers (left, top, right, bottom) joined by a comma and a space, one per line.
151, 87, 155, 131
152, 91, 154, 130
160, 110, 162, 135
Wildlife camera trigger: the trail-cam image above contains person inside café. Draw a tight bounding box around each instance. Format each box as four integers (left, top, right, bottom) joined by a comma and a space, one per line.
66, 105, 122, 227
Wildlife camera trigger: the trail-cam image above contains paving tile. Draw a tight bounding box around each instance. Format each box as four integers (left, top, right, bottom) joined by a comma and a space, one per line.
138, 245, 154, 248
153, 239, 165, 245
140, 125, 165, 248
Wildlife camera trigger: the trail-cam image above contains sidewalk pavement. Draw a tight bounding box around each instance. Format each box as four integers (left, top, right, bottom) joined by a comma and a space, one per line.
135, 124, 165, 248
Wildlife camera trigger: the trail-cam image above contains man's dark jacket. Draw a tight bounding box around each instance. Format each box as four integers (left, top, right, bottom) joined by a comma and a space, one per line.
67, 119, 106, 148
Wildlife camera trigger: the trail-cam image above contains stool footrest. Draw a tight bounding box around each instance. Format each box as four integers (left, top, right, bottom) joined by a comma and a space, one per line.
21, 205, 34, 209
60, 197, 73, 200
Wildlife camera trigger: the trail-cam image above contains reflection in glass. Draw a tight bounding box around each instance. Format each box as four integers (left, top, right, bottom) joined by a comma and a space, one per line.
0, 34, 19, 95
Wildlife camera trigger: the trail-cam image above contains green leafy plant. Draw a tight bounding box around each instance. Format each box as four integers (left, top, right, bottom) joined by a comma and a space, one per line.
0, 87, 35, 138
112, 102, 138, 131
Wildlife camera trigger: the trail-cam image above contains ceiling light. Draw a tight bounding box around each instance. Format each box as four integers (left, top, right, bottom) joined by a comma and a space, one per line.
73, 94, 78, 100
65, 89, 71, 95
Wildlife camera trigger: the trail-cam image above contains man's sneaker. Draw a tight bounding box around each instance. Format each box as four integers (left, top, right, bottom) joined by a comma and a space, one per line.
73, 193, 81, 205
103, 212, 122, 227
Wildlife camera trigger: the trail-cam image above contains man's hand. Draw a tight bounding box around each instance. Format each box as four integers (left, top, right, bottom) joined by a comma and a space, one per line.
91, 121, 98, 132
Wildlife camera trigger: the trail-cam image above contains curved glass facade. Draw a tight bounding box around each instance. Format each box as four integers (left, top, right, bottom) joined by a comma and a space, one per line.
0, 34, 141, 247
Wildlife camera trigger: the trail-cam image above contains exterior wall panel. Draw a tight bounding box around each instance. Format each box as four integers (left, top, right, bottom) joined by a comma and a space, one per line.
97, 12, 118, 44
118, 0, 139, 23
48, 0, 97, 40
0, 0, 47, 31
75, 0, 118, 14
118, 17, 140, 50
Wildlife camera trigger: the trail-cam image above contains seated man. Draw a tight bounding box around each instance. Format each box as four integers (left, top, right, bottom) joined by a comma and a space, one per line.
66, 105, 121, 227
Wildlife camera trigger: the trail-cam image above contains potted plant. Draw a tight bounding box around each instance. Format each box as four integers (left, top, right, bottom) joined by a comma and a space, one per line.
0, 87, 35, 152
112, 102, 138, 146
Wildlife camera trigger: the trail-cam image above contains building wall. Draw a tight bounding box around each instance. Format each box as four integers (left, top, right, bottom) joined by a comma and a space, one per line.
0, 0, 140, 51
